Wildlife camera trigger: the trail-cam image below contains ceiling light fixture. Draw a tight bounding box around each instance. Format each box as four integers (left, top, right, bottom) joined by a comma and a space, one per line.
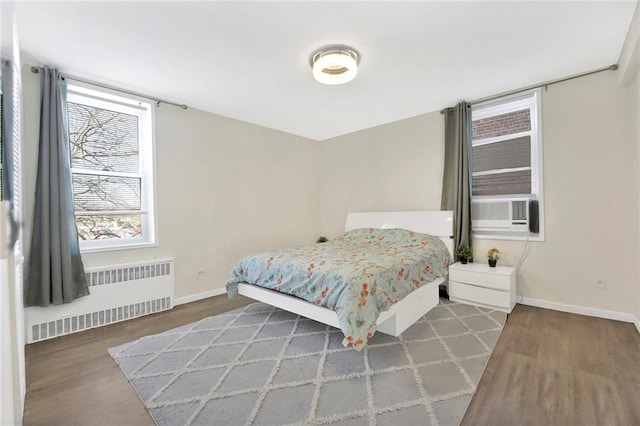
310, 46, 360, 85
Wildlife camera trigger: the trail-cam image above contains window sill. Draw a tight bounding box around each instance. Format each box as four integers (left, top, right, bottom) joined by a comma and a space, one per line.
79, 240, 158, 254
473, 232, 545, 242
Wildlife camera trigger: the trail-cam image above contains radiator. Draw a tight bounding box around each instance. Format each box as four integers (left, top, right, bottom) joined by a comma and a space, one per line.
25, 258, 174, 343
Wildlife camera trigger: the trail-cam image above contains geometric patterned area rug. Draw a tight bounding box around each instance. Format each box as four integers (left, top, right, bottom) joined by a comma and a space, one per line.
108, 298, 506, 426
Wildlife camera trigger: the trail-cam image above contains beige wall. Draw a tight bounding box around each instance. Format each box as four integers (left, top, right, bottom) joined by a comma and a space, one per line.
635, 67, 640, 322
21, 67, 321, 300
320, 112, 444, 237
631, 3, 640, 325
476, 71, 636, 314
618, 0, 640, 331
320, 70, 639, 315
20, 63, 639, 315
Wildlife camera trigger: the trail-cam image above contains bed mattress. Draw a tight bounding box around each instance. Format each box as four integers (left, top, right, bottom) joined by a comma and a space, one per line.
227, 228, 450, 349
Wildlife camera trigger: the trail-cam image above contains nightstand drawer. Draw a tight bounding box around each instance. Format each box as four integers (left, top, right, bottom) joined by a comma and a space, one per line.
449, 281, 510, 310
448, 268, 511, 291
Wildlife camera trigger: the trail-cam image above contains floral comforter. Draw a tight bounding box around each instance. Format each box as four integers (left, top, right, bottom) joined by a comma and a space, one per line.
226, 228, 450, 349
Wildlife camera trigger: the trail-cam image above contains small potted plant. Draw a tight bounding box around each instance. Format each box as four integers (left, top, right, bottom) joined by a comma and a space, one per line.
487, 248, 500, 267
455, 245, 473, 264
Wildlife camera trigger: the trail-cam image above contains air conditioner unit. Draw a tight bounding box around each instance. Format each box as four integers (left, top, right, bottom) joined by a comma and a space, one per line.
471, 198, 530, 233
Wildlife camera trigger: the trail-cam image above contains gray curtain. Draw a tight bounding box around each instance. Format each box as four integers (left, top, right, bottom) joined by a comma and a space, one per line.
1, 60, 14, 204
25, 66, 89, 307
441, 101, 472, 253
1, 59, 19, 248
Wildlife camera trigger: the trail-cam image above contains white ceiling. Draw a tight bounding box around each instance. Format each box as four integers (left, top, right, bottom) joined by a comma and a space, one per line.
11, 1, 638, 141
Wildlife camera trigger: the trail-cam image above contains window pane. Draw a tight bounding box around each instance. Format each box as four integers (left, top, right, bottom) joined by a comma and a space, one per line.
76, 214, 142, 240
68, 102, 139, 173
472, 170, 531, 196
472, 108, 531, 140
473, 136, 531, 173
73, 174, 141, 211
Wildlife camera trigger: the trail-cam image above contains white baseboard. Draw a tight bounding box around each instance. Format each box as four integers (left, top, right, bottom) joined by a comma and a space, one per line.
520, 297, 638, 325
175, 288, 227, 306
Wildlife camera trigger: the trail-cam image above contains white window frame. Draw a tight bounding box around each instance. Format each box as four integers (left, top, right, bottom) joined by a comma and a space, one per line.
471, 88, 544, 241
67, 81, 157, 252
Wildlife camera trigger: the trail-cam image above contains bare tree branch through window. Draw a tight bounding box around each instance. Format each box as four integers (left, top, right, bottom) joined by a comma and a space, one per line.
68, 101, 142, 240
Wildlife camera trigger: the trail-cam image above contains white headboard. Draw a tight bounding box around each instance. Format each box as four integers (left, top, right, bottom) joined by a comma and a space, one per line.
345, 210, 454, 258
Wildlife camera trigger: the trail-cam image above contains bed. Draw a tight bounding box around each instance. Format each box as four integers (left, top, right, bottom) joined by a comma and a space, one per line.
226, 211, 453, 349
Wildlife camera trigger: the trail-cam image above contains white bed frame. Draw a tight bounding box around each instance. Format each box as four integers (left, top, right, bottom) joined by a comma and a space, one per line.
237, 210, 454, 337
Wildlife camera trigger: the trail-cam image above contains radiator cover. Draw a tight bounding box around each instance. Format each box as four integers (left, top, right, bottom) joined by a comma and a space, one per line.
25, 258, 175, 343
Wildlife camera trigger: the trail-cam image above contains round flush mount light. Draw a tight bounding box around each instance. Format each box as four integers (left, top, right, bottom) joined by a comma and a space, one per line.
310, 46, 360, 85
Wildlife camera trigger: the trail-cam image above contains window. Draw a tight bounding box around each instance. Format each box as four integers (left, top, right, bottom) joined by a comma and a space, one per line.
67, 82, 156, 251
470, 89, 543, 240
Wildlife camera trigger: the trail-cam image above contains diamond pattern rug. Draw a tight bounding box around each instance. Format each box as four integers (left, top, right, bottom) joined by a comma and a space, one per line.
108, 298, 506, 426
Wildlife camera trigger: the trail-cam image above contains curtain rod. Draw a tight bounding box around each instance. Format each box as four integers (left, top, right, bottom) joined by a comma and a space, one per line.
440, 63, 619, 114
30, 66, 188, 110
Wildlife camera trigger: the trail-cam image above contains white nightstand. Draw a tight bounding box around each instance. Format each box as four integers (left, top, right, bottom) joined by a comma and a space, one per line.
448, 262, 516, 313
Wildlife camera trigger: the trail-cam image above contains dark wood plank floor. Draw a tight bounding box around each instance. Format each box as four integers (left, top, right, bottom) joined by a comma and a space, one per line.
463, 304, 640, 426
23, 295, 254, 426
23, 297, 640, 425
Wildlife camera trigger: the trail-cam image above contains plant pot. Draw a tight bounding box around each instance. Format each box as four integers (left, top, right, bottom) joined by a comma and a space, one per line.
488, 259, 497, 267
460, 258, 468, 264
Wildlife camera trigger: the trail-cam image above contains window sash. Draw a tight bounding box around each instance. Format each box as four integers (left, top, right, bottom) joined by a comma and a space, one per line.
68, 102, 141, 175
72, 173, 142, 212
75, 213, 146, 245
470, 88, 543, 240
75, 210, 147, 216
472, 169, 532, 197
473, 166, 531, 177
472, 130, 532, 147
471, 92, 540, 198
472, 92, 537, 120
472, 136, 531, 176
67, 83, 155, 251
70, 168, 142, 180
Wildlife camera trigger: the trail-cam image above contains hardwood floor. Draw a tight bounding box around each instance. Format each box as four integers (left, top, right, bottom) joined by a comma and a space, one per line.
23, 297, 640, 425
463, 304, 640, 426
23, 295, 254, 426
